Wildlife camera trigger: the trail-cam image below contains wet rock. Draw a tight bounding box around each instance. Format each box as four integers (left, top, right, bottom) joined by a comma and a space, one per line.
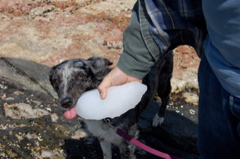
139, 101, 199, 159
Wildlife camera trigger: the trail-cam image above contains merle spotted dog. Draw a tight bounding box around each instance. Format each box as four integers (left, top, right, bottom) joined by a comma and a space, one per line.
49, 54, 173, 159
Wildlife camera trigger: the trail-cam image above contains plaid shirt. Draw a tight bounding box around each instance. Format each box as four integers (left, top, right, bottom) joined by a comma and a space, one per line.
117, 0, 207, 79
118, 0, 240, 98
143, 0, 207, 57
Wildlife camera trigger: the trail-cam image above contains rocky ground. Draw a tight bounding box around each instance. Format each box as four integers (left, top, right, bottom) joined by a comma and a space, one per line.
0, 0, 200, 158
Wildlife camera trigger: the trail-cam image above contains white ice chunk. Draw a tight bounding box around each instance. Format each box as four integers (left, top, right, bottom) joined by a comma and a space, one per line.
75, 82, 147, 120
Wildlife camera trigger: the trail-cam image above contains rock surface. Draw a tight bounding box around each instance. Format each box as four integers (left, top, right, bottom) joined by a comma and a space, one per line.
0, 0, 200, 158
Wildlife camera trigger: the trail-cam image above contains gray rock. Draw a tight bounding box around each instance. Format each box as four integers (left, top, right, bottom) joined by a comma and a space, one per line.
0, 57, 57, 99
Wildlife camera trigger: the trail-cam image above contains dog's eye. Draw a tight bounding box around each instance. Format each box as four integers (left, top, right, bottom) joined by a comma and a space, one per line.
77, 76, 84, 80
54, 79, 60, 83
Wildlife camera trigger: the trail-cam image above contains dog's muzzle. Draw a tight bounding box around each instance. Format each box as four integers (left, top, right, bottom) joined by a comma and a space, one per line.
60, 96, 73, 108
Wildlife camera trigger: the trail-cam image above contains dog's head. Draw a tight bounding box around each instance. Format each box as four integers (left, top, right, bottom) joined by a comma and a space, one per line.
49, 56, 112, 110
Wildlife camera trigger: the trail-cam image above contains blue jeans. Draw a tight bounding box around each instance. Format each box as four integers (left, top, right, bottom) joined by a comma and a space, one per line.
198, 55, 240, 159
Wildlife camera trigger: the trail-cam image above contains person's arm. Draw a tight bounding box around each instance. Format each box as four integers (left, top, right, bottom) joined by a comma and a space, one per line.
98, 1, 158, 99
117, 1, 158, 79
98, 0, 206, 99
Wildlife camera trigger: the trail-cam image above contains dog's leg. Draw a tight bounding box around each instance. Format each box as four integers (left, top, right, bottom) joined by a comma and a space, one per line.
152, 95, 169, 127
99, 139, 112, 159
117, 125, 138, 159
153, 53, 173, 127
118, 141, 136, 159
153, 74, 172, 127
128, 142, 137, 159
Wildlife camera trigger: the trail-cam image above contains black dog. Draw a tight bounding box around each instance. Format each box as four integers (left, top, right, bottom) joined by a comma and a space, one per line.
49, 55, 173, 159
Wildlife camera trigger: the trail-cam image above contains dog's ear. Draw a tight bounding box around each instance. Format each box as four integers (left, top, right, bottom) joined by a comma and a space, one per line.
49, 66, 57, 86
87, 56, 112, 67
87, 56, 112, 79
87, 57, 112, 71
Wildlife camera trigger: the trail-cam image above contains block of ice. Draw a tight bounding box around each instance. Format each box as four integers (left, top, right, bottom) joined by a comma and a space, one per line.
75, 82, 147, 120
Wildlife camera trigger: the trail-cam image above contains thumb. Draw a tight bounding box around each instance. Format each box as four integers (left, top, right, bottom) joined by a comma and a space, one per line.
98, 76, 112, 99
98, 86, 107, 99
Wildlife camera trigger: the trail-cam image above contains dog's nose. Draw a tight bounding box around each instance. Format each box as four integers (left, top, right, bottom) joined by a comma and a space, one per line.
61, 97, 73, 108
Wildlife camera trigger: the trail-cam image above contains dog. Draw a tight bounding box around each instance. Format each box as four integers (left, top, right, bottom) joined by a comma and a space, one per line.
49, 54, 173, 159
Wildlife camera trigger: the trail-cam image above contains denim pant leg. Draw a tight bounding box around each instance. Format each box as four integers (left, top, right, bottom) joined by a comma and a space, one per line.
198, 55, 240, 159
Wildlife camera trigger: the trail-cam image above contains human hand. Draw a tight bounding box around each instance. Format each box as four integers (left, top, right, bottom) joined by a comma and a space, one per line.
98, 67, 142, 99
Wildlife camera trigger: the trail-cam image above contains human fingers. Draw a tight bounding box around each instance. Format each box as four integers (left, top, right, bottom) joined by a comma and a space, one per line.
98, 75, 112, 99
98, 67, 142, 99
98, 67, 128, 99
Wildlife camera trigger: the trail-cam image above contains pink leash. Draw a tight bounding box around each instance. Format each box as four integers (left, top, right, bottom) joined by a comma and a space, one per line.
116, 128, 183, 159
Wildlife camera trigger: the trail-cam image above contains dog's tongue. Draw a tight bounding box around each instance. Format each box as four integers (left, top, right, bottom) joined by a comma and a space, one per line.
64, 107, 77, 119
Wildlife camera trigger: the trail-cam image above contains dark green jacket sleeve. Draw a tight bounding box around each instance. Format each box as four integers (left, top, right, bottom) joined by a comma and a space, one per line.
117, 1, 160, 79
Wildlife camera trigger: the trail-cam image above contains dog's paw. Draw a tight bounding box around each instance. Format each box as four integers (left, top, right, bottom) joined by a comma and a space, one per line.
152, 114, 164, 127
